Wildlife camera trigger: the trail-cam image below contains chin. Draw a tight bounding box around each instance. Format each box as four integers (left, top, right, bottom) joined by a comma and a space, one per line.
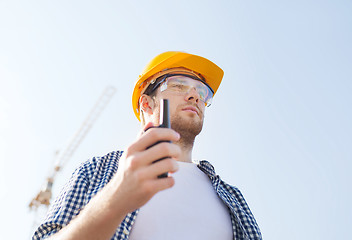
171, 114, 203, 138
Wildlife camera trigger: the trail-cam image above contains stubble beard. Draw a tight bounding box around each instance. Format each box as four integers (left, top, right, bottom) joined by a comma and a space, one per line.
170, 110, 204, 150
154, 100, 204, 150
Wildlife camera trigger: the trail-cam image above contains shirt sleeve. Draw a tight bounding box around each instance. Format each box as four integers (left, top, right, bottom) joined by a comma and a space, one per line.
32, 162, 90, 240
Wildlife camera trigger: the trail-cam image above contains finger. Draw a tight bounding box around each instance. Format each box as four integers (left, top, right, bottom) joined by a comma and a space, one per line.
144, 158, 179, 179
138, 142, 181, 166
130, 128, 180, 153
122, 142, 180, 172
150, 175, 176, 193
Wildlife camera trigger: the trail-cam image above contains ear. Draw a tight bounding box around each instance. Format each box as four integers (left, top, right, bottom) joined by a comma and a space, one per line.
139, 94, 155, 115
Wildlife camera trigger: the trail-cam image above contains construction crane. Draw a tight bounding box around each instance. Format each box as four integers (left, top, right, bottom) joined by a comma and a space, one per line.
29, 86, 116, 225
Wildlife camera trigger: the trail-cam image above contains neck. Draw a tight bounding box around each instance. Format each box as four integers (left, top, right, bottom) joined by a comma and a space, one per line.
174, 135, 195, 163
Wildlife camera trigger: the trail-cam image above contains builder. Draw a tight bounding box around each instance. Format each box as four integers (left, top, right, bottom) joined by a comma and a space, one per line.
33, 51, 262, 240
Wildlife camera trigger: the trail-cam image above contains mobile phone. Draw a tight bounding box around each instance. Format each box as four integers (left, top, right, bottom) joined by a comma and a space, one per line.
146, 99, 171, 178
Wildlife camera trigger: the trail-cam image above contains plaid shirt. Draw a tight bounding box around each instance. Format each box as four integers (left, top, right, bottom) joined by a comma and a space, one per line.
33, 151, 262, 240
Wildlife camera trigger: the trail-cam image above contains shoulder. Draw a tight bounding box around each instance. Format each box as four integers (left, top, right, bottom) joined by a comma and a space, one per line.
78, 150, 123, 178
53, 150, 124, 210
32, 150, 124, 240
197, 160, 262, 239
73, 150, 124, 192
196, 160, 252, 213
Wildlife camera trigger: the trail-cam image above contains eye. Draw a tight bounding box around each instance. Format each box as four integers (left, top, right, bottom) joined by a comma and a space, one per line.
197, 87, 208, 99
168, 80, 187, 90
171, 83, 181, 87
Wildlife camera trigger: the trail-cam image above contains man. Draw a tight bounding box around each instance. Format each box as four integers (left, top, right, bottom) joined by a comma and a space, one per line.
33, 51, 262, 240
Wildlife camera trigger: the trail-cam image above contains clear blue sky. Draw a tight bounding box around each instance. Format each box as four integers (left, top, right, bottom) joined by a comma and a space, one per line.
0, 1, 351, 239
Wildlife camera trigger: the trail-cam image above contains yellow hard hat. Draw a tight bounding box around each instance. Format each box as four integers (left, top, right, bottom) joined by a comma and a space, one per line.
132, 51, 224, 121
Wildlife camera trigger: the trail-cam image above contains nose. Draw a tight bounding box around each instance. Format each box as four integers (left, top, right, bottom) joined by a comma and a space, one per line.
184, 87, 200, 104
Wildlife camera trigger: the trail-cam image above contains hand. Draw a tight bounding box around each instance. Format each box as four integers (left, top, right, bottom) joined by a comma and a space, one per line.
106, 122, 181, 214
45, 123, 181, 240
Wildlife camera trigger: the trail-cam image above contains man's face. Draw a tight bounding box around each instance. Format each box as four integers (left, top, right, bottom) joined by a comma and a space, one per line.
153, 80, 206, 139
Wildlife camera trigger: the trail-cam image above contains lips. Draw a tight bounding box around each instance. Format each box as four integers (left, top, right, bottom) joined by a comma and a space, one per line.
182, 106, 199, 115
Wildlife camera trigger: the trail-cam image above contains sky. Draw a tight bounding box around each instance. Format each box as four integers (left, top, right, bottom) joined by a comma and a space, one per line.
0, 0, 351, 239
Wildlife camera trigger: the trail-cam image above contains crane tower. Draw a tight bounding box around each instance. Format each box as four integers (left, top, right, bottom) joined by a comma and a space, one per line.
29, 86, 116, 229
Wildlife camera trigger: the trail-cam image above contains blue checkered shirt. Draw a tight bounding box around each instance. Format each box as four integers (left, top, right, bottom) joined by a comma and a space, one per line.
33, 151, 262, 240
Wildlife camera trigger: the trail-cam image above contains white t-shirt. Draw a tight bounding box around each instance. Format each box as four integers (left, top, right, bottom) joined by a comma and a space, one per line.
129, 161, 233, 240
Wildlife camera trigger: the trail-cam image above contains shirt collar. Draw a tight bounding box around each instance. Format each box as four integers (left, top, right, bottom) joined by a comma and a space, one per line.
195, 160, 217, 177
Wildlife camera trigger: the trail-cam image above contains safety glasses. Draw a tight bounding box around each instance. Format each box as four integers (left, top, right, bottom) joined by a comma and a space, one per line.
144, 73, 214, 107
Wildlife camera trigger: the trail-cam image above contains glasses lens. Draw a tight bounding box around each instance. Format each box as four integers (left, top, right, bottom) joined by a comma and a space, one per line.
163, 76, 213, 106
